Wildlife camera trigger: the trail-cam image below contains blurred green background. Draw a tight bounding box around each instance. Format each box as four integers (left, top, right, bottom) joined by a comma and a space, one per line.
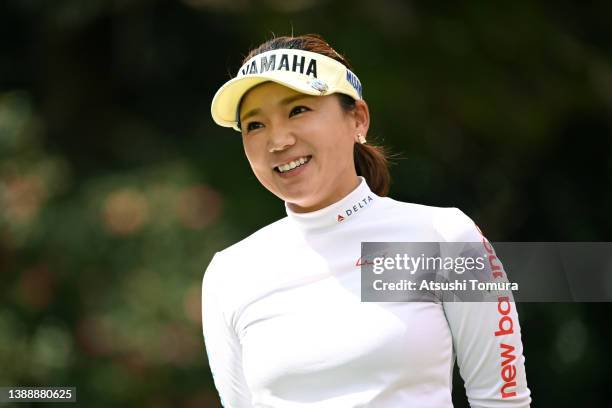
1, 0, 611, 407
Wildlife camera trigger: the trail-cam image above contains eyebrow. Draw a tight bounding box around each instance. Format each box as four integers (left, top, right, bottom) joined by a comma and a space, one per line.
240, 94, 311, 123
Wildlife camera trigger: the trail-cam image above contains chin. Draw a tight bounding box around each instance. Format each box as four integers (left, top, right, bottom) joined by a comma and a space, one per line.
269, 180, 307, 198
275, 187, 316, 207
260, 174, 321, 207
278, 191, 310, 206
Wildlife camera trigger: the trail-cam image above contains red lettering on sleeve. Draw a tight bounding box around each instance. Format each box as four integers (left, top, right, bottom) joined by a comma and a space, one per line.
500, 343, 517, 366
478, 225, 520, 399
482, 237, 493, 254
495, 315, 514, 337
488, 254, 502, 271
501, 363, 517, 382
500, 344, 518, 397
501, 381, 518, 398
497, 296, 511, 314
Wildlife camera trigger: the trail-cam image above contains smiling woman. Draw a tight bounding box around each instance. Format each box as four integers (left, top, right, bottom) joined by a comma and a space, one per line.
202, 34, 531, 408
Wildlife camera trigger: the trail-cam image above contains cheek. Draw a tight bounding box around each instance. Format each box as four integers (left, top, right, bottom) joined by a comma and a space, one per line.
242, 138, 264, 167
318, 109, 355, 146
320, 124, 355, 158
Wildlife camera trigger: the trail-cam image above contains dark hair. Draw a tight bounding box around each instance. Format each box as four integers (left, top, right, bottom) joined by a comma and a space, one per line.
242, 34, 391, 197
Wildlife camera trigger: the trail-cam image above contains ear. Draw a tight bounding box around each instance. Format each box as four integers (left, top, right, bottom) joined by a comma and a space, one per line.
351, 99, 370, 143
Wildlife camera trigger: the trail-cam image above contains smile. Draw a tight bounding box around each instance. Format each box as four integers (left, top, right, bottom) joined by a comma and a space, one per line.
274, 156, 312, 173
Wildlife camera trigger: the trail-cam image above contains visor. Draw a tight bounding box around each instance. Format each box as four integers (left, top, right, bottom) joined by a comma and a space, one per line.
211, 49, 363, 131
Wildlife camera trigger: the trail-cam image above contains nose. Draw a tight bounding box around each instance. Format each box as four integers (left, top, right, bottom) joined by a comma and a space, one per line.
267, 125, 296, 153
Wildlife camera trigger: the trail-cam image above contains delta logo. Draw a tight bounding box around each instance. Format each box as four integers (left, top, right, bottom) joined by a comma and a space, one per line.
336, 195, 374, 222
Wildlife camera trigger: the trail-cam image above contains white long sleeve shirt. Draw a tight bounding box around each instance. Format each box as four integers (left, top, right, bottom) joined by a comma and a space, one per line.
202, 177, 531, 407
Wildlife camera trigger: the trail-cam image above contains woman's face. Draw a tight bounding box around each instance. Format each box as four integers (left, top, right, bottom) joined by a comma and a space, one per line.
239, 82, 369, 213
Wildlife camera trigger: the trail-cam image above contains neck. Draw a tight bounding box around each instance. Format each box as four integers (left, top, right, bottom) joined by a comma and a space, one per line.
285, 176, 378, 231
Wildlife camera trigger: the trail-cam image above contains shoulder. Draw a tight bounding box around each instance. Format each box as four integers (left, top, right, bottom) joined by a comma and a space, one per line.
202, 215, 306, 316
221, 216, 293, 256
202, 216, 295, 285
378, 197, 484, 242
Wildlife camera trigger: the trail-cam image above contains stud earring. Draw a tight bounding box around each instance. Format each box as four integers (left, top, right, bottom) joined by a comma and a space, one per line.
357, 133, 367, 144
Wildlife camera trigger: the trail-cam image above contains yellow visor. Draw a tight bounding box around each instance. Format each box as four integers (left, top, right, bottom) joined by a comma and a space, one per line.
210, 49, 363, 131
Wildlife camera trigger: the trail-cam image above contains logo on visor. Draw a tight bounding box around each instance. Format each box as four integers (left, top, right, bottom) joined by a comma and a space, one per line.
310, 79, 329, 95
346, 70, 363, 98
240, 53, 318, 78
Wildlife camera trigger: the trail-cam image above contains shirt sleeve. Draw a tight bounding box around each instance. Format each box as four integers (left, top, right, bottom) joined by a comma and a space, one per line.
438, 209, 532, 408
202, 252, 254, 408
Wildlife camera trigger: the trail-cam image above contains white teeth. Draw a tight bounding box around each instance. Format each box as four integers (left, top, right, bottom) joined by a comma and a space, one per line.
277, 156, 310, 173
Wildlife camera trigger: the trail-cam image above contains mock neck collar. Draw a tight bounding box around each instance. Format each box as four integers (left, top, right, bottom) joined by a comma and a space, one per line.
285, 177, 378, 231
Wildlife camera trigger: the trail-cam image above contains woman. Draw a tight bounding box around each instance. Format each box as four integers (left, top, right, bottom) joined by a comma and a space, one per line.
203, 34, 531, 407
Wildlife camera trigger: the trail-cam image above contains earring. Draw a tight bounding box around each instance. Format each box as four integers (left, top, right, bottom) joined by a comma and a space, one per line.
357, 133, 367, 144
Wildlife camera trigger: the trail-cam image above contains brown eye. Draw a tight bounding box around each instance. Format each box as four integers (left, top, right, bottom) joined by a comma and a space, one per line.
246, 122, 264, 132
289, 106, 310, 117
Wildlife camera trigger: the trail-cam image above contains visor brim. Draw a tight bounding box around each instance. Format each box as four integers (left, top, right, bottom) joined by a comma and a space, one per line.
211, 72, 336, 131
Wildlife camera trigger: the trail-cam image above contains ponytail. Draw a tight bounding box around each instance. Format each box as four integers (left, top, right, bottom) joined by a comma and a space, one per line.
354, 142, 390, 197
